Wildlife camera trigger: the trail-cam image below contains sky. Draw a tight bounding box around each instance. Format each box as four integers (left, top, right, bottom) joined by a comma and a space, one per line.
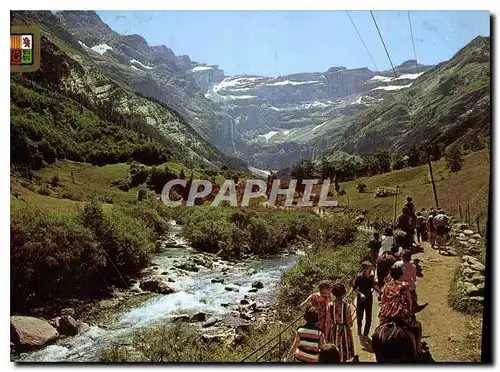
96, 10, 490, 77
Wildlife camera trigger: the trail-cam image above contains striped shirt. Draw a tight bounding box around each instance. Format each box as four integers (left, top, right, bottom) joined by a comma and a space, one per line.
294, 327, 322, 362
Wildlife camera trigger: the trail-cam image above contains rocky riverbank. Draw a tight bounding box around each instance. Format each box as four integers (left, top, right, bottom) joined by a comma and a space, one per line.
13, 222, 301, 362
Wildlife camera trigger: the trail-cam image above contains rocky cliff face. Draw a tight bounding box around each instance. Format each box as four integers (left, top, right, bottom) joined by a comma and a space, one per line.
13, 11, 488, 172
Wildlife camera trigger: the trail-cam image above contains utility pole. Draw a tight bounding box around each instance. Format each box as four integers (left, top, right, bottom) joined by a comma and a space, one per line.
427, 154, 439, 208
393, 185, 399, 226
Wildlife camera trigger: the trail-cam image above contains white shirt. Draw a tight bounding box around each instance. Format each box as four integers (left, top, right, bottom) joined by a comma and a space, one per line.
379, 235, 394, 256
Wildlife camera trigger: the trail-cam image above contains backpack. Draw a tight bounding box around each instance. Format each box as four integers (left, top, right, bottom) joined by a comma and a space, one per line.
433, 214, 449, 227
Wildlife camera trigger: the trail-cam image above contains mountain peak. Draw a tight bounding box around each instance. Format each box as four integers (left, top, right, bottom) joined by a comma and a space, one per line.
59, 10, 110, 31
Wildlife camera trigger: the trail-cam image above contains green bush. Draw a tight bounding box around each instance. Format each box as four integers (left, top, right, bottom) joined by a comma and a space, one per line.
132, 323, 212, 362
276, 231, 370, 317
11, 205, 106, 312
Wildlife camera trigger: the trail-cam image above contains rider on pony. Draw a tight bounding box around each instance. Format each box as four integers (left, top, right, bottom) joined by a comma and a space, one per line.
378, 262, 423, 355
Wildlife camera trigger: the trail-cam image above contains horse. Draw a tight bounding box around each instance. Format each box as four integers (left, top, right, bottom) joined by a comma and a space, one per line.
371, 321, 434, 363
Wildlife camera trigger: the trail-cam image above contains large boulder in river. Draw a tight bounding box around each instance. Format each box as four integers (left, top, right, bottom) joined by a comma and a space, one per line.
190, 312, 208, 322
252, 281, 264, 289
11, 316, 59, 350
57, 315, 79, 336
202, 317, 221, 328
140, 278, 176, 295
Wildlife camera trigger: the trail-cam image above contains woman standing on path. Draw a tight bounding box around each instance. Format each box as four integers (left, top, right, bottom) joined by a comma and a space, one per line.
301, 280, 333, 342
330, 283, 355, 362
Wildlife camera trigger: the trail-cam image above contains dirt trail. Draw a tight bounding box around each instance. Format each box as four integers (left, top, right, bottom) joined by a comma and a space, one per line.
351, 240, 479, 362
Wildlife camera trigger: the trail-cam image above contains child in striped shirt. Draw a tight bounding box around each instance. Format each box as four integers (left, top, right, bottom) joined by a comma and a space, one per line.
286, 306, 325, 362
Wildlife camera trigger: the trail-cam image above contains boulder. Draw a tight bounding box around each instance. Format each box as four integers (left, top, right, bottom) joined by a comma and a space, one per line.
248, 288, 258, 293
464, 282, 480, 297
235, 322, 251, 334
232, 334, 245, 345
470, 262, 485, 272
190, 312, 207, 322
57, 315, 78, 336
472, 233, 482, 239
167, 278, 176, 283
467, 239, 477, 245
247, 302, 258, 312
177, 263, 199, 272
60, 308, 76, 318
11, 316, 59, 350
470, 274, 485, 285
240, 312, 252, 321
231, 311, 240, 317
211, 278, 224, 284
252, 281, 264, 289
458, 233, 467, 240
160, 272, 169, 276
172, 314, 190, 323
462, 268, 476, 277
240, 299, 250, 305
463, 230, 474, 236
202, 317, 221, 328
220, 303, 230, 308
139, 278, 176, 295
225, 286, 239, 292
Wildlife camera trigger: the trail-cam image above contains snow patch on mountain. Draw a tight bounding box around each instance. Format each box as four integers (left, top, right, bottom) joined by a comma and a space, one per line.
191, 65, 213, 72
91, 43, 113, 55
78, 40, 89, 49
130, 59, 153, 70
312, 123, 325, 132
248, 166, 271, 178
371, 83, 413, 91
259, 131, 279, 142
369, 72, 424, 83
266, 80, 323, 87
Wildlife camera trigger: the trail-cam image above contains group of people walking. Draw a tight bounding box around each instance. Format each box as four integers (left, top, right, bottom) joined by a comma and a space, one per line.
285, 196, 448, 363
395, 196, 452, 255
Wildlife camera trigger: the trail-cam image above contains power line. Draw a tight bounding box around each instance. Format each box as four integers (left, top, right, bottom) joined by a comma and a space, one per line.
407, 11, 420, 74
345, 11, 380, 73
370, 10, 412, 113
369, 10, 400, 82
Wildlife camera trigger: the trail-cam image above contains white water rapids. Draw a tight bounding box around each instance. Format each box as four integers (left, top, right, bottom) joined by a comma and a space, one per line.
17, 221, 299, 362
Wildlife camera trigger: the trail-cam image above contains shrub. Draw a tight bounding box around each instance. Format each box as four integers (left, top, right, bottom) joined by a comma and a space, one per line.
276, 232, 370, 316
309, 214, 357, 247
356, 183, 367, 193
50, 173, 60, 187
132, 323, 212, 362
11, 205, 106, 312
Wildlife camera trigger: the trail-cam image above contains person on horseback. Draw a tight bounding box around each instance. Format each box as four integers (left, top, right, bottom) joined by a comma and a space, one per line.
379, 263, 423, 354
433, 209, 450, 255
286, 306, 326, 362
396, 207, 413, 251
